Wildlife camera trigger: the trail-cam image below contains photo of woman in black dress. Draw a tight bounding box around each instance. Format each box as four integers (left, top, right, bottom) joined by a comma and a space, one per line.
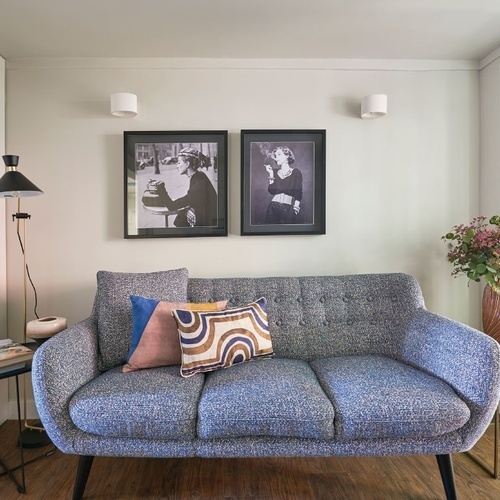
241, 130, 325, 236
264, 146, 303, 224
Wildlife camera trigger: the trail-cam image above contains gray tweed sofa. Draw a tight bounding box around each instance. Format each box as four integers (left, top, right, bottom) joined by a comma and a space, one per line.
32, 270, 500, 500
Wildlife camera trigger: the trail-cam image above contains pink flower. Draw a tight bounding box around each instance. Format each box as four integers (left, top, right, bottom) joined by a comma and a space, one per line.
442, 215, 500, 291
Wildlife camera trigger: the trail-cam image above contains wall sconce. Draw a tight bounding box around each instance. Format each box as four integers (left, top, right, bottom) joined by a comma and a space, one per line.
110, 93, 137, 118
361, 94, 387, 119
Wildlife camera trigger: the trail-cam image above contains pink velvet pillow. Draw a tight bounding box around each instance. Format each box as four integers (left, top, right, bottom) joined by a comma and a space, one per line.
123, 296, 228, 372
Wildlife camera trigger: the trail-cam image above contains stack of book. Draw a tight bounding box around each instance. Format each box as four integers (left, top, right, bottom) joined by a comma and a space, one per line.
0, 339, 34, 374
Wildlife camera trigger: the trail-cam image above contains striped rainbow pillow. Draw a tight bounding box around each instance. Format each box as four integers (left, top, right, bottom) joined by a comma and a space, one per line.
173, 297, 274, 377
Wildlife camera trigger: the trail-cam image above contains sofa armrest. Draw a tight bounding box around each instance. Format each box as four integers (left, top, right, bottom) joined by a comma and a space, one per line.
32, 317, 100, 454
400, 309, 500, 448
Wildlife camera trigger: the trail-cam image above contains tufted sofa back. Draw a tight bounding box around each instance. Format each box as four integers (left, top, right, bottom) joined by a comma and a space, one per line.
187, 273, 425, 361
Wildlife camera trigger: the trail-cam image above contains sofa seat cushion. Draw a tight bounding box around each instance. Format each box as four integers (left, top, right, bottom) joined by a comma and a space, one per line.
197, 358, 335, 440
68, 366, 204, 440
310, 355, 471, 440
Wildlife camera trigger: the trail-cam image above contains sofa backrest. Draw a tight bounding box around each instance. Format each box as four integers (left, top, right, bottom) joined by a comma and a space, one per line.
187, 273, 425, 361
93, 268, 189, 371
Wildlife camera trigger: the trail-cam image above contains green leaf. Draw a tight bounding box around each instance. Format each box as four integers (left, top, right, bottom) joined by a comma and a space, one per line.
463, 229, 475, 243
467, 270, 479, 280
485, 275, 495, 287
476, 263, 487, 274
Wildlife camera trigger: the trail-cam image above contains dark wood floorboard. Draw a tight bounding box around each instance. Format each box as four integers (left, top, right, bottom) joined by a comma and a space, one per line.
0, 420, 498, 499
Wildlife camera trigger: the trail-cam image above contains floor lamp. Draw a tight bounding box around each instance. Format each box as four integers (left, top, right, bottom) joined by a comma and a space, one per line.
0, 154, 50, 447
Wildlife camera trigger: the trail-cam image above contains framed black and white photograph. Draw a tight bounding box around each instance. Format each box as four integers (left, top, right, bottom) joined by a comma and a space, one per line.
241, 129, 326, 236
124, 131, 227, 238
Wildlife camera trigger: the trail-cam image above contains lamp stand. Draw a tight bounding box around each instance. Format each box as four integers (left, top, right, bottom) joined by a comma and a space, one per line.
13, 199, 52, 448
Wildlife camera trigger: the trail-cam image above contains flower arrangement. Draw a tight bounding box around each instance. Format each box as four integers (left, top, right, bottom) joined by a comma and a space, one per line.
442, 215, 500, 294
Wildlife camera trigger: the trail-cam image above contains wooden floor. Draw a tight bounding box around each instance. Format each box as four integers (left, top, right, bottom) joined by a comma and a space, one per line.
0, 420, 498, 499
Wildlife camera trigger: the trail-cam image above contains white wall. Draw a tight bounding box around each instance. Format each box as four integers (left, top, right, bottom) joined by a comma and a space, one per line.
4, 58, 482, 413
478, 56, 500, 349
479, 56, 500, 217
0, 55, 7, 424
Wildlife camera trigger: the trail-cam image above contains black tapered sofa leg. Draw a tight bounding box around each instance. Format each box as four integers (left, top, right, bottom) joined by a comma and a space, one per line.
436, 454, 457, 500
72, 455, 94, 500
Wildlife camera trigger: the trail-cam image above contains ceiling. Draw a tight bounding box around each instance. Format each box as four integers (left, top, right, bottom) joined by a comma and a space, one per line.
1, 0, 500, 61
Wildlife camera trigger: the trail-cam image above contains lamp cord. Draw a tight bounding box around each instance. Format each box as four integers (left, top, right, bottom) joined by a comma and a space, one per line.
16, 222, 40, 320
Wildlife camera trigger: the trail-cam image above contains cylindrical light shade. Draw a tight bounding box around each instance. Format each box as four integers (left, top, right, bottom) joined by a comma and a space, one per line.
361, 94, 387, 119
0, 155, 43, 198
111, 93, 137, 117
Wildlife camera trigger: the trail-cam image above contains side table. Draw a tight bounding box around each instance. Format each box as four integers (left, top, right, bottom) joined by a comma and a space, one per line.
0, 358, 55, 492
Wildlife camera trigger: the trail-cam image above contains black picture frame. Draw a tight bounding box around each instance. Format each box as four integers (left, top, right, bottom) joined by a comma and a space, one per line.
241, 129, 326, 235
124, 131, 228, 238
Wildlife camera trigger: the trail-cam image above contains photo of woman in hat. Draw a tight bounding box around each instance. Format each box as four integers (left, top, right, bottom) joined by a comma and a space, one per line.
153, 147, 218, 227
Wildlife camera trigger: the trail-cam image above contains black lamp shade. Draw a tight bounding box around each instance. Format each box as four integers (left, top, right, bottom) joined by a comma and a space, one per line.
0, 155, 43, 198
